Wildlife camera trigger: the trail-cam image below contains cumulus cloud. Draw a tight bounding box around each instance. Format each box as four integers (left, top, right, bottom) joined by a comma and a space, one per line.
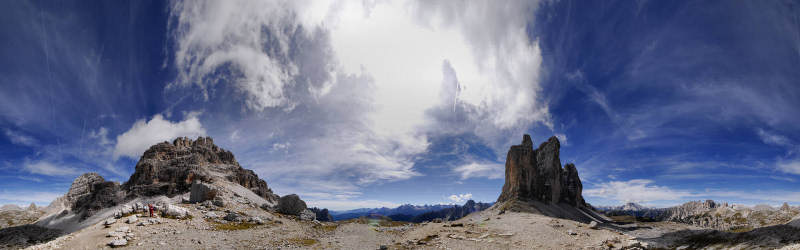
22, 160, 80, 177
113, 114, 206, 160
165, 0, 548, 202
3, 128, 38, 147
453, 162, 504, 180
584, 179, 691, 204
448, 193, 473, 203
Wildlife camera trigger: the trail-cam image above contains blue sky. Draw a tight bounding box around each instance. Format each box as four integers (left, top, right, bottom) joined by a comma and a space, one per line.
1, 0, 799, 210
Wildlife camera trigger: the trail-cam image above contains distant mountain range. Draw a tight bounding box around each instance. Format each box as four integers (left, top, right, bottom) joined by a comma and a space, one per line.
331, 204, 456, 221
331, 200, 493, 222
596, 200, 800, 231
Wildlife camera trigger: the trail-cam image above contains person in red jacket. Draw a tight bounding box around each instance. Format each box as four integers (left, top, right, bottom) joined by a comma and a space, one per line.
148, 204, 154, 217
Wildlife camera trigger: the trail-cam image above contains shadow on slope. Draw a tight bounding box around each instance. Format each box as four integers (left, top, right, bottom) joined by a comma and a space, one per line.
639, 224, 800, 249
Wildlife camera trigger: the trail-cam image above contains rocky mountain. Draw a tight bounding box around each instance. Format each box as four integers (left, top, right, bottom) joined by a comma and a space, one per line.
123, 137, 279, 202
36, 137, 282, 233
0, 203, 44, 230
599, 200, 800, 231
408, 200, 493, 223
331, 204, 456, 221
596, 202, 668, 220
494, 135, 602, 223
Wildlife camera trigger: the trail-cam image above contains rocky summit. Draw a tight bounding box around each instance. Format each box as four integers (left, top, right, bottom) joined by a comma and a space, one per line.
497, 135, 585, 207
123, 137, 279, 202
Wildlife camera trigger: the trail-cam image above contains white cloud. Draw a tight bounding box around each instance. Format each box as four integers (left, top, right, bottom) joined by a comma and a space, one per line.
306, 199, 400, 211
555, 133, 569, 146
168, 0, 308, 111
453, 162, 504, 180
89, 127, 111, 146
448, 193, 473, 203
166, 0, 548, 205
3, 128, 38, 147
22, 160, 80, 177
113, 114, 206, 160
584, 179, 691, 204
778, 159, 800, 175
757, 128, 793, 148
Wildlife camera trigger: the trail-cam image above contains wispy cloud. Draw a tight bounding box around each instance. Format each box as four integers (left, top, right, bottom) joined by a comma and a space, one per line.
3, 128, 38, 147
778, 159, 800, 175
306, 199, 401, 211
584, 179, 691, 204
452, 162, 504, 180
22, 160, 80, 177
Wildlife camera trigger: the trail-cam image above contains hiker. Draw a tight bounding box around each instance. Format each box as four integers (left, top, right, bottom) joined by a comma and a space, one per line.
148, 204, 154, 217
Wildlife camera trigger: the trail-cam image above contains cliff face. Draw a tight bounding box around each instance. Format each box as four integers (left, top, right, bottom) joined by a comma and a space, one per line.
497, 135, 585, 207
123, 137, 278, 202
46, 173, 123, 219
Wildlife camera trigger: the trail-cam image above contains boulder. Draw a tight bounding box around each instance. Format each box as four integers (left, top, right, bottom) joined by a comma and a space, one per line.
190, 180, 215, 203
223, 212, 243, 222
162, 204, 189, 219
300, 209, 316, 221
126, 215, 138, 224
588, 221, 598, 229
108, 238, 128, 247
249, 217, 264, 225
212, 197, 225, 207
277, 194, 307, 216
104, 218, 117, 227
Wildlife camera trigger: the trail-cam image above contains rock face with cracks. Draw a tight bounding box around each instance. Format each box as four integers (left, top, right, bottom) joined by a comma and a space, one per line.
497, 135, 586, 207
123, 137, 279, 202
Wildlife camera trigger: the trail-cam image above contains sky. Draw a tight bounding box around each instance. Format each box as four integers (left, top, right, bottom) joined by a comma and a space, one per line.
1, 0, 799, 210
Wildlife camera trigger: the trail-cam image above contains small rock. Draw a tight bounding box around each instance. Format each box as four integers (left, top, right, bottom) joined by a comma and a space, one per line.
567, 230, 578, 235
224, 212, 242, 222
450, 223, 464, 227
108, 238, 128, 247
104, 218, 117, 227
300, 209, 316, 221
588, 221, 598, 229
212, 197, 225, 207
249, 217, 264, 225
116, 226, 131, 233
107, 231, 125, 238
379, 245, 388, 250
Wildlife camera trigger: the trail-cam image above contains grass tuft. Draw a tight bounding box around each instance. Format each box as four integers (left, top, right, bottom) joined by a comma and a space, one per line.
286, 237, 318, 246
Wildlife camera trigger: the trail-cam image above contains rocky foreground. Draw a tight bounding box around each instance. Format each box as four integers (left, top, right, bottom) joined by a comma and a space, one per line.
2, 135, 800, 249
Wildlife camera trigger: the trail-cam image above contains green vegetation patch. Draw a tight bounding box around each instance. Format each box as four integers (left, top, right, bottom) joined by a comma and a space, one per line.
286, 237, 318, 246
212, 222, 259, 231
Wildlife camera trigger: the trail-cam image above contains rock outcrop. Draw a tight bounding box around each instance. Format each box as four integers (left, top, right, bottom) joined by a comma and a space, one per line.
277, 194, 307, 216
123, 137, 279, 202
46, 173, 123, 219
497, 135, 586, 207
